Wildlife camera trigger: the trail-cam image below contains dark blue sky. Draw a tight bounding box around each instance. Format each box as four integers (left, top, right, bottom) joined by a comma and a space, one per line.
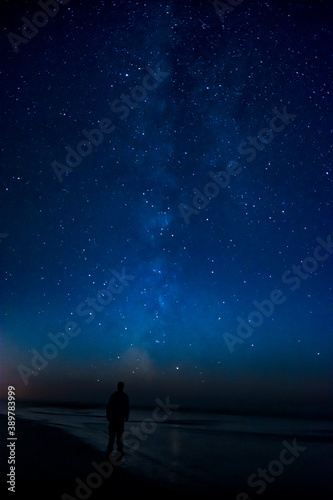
1, 0, 332, 414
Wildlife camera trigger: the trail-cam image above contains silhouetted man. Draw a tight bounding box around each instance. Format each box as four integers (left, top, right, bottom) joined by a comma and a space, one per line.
106, 381, 129, 458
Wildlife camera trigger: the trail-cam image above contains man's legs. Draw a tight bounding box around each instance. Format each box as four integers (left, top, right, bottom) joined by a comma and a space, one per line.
116, 420, 124, 454
107, 423, 115, 456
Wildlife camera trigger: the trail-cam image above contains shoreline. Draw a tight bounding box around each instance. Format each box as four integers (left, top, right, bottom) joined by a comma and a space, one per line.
1, 414, 100, 499
0, 415, 196, 500
1, 414, 332, 500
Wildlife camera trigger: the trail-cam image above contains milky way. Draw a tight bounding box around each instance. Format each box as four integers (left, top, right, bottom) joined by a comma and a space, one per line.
1, 0, 332, 413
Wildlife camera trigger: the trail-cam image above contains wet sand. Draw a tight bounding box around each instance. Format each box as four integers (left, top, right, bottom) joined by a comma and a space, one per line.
1, 414, 332, 500
1, 415, 178, 500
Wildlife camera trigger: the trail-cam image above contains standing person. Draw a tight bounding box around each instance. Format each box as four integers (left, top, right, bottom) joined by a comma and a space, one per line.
106, 381, 129, 458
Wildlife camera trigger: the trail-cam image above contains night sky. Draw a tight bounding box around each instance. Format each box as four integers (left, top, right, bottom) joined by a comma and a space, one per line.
1, 0, 332, 414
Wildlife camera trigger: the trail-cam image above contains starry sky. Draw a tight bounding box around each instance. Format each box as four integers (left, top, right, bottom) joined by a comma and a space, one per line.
1, 0, 332, 415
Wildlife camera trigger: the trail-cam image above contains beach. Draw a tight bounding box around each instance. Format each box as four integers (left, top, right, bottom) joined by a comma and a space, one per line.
1, 405, 332, 500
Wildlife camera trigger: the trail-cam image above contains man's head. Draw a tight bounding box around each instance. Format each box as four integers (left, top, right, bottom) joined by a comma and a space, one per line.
117, 381, 124, 391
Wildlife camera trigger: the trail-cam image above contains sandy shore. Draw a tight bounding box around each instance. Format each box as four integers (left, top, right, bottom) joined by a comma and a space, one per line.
1, 415, 187, 500
1, 414, 332, 500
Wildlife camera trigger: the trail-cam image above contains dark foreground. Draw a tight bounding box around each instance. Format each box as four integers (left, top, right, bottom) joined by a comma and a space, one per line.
1, 415, 332, 500
1, 415, 163, 500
